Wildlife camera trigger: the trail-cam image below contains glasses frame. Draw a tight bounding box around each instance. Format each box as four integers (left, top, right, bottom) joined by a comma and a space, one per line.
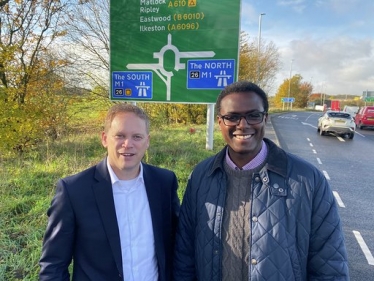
218, 111, 267, 126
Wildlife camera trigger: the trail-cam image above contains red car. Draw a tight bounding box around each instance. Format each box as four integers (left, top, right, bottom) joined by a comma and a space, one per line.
355, 106, 374, 129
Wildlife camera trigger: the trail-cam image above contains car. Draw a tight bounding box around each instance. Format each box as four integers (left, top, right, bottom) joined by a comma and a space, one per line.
343, 105, 359, 118
354, 106, 374, 130
317, 111, 355, 139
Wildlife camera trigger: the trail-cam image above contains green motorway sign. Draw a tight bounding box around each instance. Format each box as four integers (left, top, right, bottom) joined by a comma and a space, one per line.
110, 0, 241, 103
365, 97, 374, 102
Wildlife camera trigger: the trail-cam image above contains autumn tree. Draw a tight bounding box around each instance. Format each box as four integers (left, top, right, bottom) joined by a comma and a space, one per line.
0, 0, 70, 153
239, 31, 281, 94
274, 74, 313, 108
298, 81, 313, 107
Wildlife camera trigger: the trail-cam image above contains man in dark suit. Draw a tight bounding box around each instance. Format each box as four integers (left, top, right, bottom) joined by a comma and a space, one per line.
39, 103, 180, 281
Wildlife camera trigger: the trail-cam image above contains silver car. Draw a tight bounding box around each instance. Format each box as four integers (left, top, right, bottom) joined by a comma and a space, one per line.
317, 111, 355, 139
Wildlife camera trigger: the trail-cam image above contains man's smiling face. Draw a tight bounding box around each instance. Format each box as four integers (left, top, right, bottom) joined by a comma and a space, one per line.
101, 112, 149, 180
217, 91, 268, 167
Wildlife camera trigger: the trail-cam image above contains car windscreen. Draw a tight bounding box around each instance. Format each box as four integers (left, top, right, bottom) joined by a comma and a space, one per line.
328, 112, 351, 119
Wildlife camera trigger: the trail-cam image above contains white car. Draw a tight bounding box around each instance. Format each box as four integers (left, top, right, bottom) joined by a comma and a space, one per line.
317, 111, 355, 139
343, 105, 359, 118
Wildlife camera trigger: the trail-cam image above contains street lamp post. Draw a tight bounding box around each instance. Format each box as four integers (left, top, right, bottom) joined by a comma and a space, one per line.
257, 13, 265, 84
287, 59, 294, 110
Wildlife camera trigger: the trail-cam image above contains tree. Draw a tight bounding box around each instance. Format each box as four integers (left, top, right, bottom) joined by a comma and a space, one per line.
298, 81, 313, 108
239, 31, 281, 94
274, 74, 313, 108
238, 32, 257, 82
0, 0, 68, 103
0, 0, 70, 154
62, 0, 109, 96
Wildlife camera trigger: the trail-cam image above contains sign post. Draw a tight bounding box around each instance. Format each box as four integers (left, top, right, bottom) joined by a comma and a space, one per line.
110, 0, 241, 103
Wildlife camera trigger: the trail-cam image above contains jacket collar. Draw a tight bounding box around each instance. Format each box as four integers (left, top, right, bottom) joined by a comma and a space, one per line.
208, 138, 288, 178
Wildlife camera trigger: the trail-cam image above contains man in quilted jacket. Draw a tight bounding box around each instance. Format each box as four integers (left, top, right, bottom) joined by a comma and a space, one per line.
173, 81, 349, 280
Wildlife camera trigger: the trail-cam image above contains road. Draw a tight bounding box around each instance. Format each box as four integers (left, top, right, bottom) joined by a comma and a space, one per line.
269, 111, 374, 280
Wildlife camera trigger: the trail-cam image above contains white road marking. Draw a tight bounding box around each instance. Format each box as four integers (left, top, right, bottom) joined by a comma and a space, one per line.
301, 122, 316, 129
323, 170, 330, 180
312, 149, 317, 154
337, 136, 345, 142
316, 158, 322, 164
278, 116, 298, 120
353, 231, 374, 265
309, 143, 313, 147
355, 131, 365, 137
332, 191, 345, 208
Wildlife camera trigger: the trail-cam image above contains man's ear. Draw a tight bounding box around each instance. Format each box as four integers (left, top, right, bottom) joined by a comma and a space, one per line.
217, 115, 222, 126
101, 131, 108, 148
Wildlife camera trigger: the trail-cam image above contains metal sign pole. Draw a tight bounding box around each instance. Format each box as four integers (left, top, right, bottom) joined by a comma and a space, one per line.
206, 104, 215, 150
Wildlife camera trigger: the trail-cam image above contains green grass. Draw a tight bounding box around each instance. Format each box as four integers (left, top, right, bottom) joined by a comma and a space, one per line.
148, 125, 225, 197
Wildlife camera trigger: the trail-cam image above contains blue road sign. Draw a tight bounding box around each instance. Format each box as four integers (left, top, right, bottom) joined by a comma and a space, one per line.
112, 71, 153, 99
282, 97, 295, 103
187, 59, 235, 89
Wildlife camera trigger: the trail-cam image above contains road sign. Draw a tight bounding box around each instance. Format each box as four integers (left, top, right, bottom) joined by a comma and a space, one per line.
187, 59, 235, 89
112, 71, 153, 99
364, 97, 374, 102
110, 0, 240, 103
281, 97, 295, 103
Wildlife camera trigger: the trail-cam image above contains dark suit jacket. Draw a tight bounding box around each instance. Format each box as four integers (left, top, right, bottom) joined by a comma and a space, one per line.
39, 159, 180, 281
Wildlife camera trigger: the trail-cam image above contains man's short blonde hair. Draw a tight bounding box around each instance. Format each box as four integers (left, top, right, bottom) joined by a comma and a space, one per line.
104, 103, 150, 133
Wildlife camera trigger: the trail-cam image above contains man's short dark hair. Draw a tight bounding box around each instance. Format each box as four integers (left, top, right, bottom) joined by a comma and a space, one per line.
215, 81, 269, 114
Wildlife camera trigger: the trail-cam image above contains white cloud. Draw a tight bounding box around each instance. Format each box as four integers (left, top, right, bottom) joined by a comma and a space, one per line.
241, 0, 374, 96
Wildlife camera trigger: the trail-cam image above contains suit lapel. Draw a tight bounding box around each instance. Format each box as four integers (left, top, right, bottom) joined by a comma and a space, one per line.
92, 159, 123, 276
143, 164, 165, 273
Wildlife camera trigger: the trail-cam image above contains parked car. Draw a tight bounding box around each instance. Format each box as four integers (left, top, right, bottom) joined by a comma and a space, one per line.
343, 105, 359, 118
317, 111, 355, 139
355, 106, 374, 130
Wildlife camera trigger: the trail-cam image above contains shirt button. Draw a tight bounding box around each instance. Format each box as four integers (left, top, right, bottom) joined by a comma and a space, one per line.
263, 177, 268, 182
273, 183, 279, 189
255, 177, 260, 182
279, 188, 284, 192
251, 259, 258, 265
252, 216, 258, 222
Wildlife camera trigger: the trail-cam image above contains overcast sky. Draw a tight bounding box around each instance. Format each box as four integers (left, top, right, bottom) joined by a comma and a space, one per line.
240, 0, 374, 96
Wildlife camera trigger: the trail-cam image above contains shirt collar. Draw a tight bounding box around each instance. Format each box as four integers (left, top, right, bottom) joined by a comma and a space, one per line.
106, 157, 144, 184
225, 140, 268, 170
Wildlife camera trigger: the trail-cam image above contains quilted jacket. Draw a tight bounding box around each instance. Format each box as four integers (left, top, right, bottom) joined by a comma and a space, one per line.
173, 138, 349, 281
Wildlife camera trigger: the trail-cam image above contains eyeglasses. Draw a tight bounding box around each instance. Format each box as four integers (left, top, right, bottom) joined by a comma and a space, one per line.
219, 111, 267, 126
